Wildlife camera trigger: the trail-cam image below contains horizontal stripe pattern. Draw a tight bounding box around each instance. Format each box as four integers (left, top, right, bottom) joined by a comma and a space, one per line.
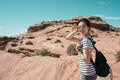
78, 35, 96, 76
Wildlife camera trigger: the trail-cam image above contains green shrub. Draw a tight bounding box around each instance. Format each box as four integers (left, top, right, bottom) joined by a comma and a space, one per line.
55, 39, 62, 43
66, 30, 70, 33
25, 41, 33, 45
66, 44, 77, 55
10, 38, 19, 43
36, 48, 51, 56
115, 51, 120, 62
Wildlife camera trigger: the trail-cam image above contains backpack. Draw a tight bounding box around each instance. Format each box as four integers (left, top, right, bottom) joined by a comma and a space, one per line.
91, 50, 111, 77
88, 37, 113, 79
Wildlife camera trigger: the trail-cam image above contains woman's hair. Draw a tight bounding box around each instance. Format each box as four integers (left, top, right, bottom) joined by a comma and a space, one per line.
77, 18, 90, 27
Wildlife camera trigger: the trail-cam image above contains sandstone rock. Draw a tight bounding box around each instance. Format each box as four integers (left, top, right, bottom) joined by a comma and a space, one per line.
27, 22, 54, 33
27, 16, 118, 33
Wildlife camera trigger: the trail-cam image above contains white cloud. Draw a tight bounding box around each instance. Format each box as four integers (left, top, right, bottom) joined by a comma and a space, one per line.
93, 14, 120, 20
98, 1, 107, 5
20, 28, 27, 32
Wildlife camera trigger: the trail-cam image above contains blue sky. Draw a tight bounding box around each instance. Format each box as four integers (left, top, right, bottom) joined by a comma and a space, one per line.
0, 0, 120, 36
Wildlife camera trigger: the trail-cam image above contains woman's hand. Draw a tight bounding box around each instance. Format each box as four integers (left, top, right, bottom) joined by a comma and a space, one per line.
65, 29, 79, 42
76, 42, 82, 52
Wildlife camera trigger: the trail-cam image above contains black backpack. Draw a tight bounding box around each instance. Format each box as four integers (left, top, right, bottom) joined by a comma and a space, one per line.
88, 37, 113, 79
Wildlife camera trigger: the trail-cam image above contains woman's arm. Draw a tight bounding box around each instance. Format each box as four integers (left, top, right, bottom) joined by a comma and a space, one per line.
65, 29, 79, 42
78, 48, 91, 64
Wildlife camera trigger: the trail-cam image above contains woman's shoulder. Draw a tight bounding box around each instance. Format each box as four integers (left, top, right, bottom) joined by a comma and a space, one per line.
87, 35, 93, 40
83, 35, 92, 40
82, 35, 93, 44
82, 35, 93, 49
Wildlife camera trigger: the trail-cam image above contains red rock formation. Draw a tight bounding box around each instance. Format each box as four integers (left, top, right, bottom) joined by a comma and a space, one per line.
27, 21, 63, 33
27, 16, 120, 33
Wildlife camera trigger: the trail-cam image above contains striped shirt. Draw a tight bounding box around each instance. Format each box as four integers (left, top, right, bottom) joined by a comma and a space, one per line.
78, 35, 96, 76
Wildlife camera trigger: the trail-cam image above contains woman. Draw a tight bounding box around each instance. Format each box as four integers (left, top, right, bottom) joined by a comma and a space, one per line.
65, 18, 97, 80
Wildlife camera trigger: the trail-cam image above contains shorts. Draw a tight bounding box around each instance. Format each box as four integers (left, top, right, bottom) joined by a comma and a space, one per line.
80, 73, 97, 80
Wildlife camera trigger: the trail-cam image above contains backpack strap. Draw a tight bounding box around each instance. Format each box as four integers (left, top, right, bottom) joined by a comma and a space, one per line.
87, 36, 97, 67
87, 36, 98, 52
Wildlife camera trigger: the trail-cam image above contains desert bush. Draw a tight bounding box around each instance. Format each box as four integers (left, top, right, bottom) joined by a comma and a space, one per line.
91, 34, 98, 37
36, 48, 52, 56
90, 30, 94, 34
115, 51, 120, 62
115, 33, 120, 36
19, 47, 25, 51
46, 37, 52, 40
66, 44, 77, 55
10, 38, 19, 43
27, 36, 35, 39
66, 30, 70, 33
11, 43, 18, 47
8, 49, 21, 54
61, 45, 64, 48
25, 41, 33, 45
55, 39, 62, 43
